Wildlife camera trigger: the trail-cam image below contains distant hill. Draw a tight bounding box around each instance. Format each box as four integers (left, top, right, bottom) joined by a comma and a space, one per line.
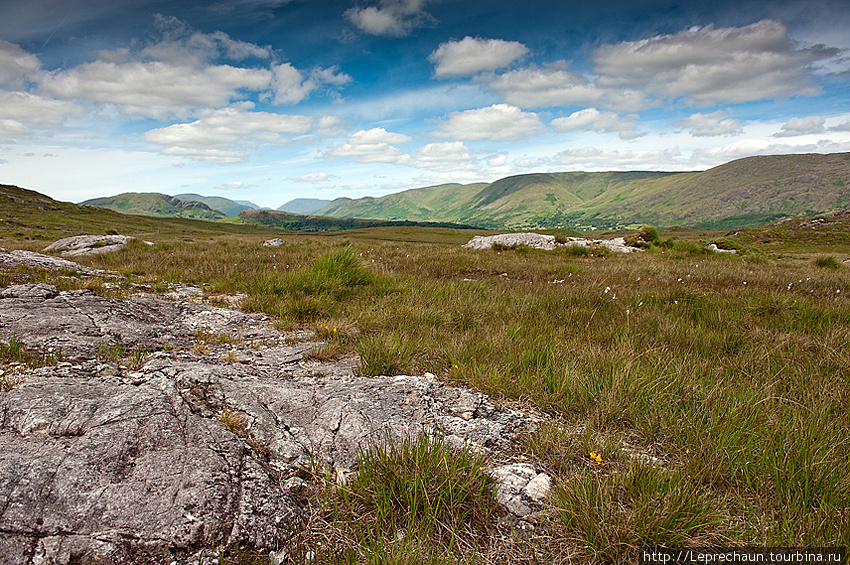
316, 153, 850, 229
173, 194, 256, 217
81, 193, 226, 220
237, 209, 474, 231
277, 198, 333, 215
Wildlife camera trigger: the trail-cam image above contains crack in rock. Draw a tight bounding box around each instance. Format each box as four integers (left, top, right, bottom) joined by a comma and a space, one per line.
0, 284, 552, 563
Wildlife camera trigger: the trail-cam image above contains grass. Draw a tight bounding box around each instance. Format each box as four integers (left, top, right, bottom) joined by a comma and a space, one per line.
3, 214, 850, 562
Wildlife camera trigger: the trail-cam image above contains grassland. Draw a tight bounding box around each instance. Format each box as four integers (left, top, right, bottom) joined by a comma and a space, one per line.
2, 202, 849, 563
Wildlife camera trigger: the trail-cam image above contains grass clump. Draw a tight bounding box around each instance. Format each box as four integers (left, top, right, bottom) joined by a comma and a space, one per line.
283, 434, 500, 564
554, 462, 728, 564
348, 433, 498, 544
814, 255, 841, 269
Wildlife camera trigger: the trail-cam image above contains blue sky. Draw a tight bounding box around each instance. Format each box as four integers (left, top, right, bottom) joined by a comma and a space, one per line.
1, 0, 849, 208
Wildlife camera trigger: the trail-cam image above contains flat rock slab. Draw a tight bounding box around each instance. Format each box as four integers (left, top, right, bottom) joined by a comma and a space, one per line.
0, 249, 112, 277
464, 233, 639, 253
0, 285, 549, 563
0, 285, 267, 357
44, 235, 134, 257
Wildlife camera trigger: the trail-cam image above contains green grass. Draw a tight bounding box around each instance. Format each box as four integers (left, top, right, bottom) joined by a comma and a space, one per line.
3, 214, 850, 562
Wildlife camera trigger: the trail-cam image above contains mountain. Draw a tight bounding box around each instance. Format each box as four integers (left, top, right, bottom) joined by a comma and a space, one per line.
173, 193, 256, 217
81, 193, 226, 220
316, 153, 850, 229
236, 209, 473, 232
277, 198, 333, 215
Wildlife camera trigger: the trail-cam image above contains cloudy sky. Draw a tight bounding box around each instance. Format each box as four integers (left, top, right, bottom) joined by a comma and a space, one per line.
1, 0, 849, 207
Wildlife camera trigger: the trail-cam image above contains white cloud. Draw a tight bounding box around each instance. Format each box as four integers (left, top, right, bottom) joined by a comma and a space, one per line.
326, 128, 413, 164
408, 141, 477, 172
345, 0, 434, 37
676, 111, 743, 137
292, 172, 336, 183
549, 146, 685, 170
0, 90, 83, 127
831, 121, 850, 132
34, 18, 343, 120
40, 60, 271, 120
0, 118, 31, 138
551, 108, 645, 140
482, 63, 603, 108
0, 40, 41, 89
140, 15, 272, 66
271, 63, 351, 105
429, 37, 528, 78
773, 116, 826, 137
592, 19, 839, 105
433, 104, 546, 142
213, 181, 258, 190
142, 107, 314, 162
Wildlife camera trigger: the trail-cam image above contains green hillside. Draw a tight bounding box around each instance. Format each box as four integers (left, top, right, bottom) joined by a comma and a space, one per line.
317, 153, 850, 230
236, 208, 474, 231
173, 193, 255, 216
277, 198, 333, 215
81, 193, 227, 220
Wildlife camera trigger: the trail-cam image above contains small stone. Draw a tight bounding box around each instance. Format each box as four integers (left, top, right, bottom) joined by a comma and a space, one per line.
523, 473, 552, 503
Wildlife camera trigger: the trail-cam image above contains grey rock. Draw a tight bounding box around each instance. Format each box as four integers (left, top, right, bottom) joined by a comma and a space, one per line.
705, 243, 736, 254
0, 375, 300, 564
263, 238, 284, 247
0, 284, 266, 357
489, 463, 552, 519
44, 235, 134, 257
0, 248, 112, 277
464, 233, 640, 253
0, 288, 548, 562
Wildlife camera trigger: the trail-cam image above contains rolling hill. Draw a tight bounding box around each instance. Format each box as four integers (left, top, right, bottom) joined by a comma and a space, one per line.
173, 193, 257, 217
277, 198, 333, 215
316, 153, 850, 229
81, 193, 227, 220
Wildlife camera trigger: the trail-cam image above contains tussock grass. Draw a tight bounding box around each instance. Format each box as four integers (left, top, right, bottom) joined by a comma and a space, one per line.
5, 222, 850, 560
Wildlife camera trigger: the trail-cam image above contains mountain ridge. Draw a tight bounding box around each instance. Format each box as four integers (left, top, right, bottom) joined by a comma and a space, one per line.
316, 153, 850, 229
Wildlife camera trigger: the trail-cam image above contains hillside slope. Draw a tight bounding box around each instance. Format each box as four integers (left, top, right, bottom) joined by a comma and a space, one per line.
82, 193, 227, 220
278, 198, 333, 215
173, 193, 255, 216
317, 153, 850, 229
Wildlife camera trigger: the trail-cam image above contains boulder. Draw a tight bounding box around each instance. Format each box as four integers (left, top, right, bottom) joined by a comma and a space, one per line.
464, 233, 640, 253
44, 235, 134, 257
263, 238, 284, 247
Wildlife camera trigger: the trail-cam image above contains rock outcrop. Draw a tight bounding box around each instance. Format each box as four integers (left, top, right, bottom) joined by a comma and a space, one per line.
43, 235, 135, 257
464, 233, 639, 253
0, 284, 551, 564
0, 248, 113, 277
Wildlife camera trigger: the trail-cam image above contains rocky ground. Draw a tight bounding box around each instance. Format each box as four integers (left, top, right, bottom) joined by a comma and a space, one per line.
0, 249, 553, 565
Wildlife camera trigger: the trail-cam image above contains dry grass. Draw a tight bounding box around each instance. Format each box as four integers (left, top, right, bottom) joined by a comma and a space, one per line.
4, 221, 850, 563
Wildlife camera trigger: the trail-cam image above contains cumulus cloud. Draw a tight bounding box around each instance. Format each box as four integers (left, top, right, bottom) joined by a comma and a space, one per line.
326, 128, 413, 164
345, 0, 434, 37
549, 146, 685, 170
429, 37, 529, 78
0, 40, 41, 89
0, 90, 83, 126
408, 141, 478, 172
214, 181, 257, 190
676, 111, 743, 137
592, 19, 839, 105
142, 107, 314, 162
433, 104, 546, 142
271, 63, 351, 105
0, 118, 31, 139
40, 61, 271, 120
831, 121, 850, 132
550, 108, 645, 140
34, 17, 346, 120
773, 116, 826, 137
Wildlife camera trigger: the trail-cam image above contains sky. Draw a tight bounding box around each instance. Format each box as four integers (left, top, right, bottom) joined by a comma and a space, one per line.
1, 0, 849, 208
